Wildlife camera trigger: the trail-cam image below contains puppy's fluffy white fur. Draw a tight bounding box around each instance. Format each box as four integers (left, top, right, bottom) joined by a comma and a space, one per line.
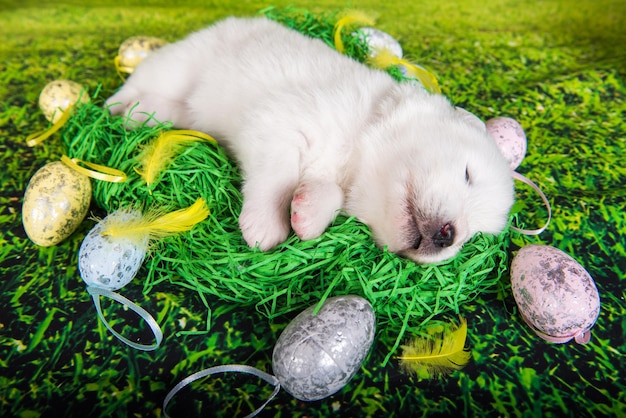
106, 17, 514, 264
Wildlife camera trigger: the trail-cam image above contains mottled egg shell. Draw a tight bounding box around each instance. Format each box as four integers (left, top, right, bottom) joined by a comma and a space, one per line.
486, 117, 527, 170
22, 161, 91, 246
39, 80, 89, 123
117, 36, 167, 70
511, 245, 600, 344
79, 211, 149, 291
272, 295, 376, 401
353, 27, 403, 59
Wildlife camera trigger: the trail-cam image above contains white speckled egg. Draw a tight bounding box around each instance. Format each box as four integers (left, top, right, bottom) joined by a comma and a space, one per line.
22, 161, 92, 246
39, 80, 89, 123
486, 117, 527, 170
79, 211, 149, 291
272, 295, 375, 401
117, 36, 167, 72
510, 245, 600, 344
353, 27, 403, 59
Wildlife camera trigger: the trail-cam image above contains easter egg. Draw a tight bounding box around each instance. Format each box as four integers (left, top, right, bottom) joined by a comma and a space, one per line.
22, 161, 92, 246
79, 211, 149, 291
117, 36, 167, 72
486, 117, 527, 170
510, 245, 600, 344
39, 80, 89, 123
272, 295, 375, 401
353, 27, 402, 59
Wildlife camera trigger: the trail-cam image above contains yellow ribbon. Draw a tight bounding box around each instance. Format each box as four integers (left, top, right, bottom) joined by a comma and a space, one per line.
25, 106, 74, 147
165, 129, 218, 144
60, 155, 128, 183
114, 55, 133, 81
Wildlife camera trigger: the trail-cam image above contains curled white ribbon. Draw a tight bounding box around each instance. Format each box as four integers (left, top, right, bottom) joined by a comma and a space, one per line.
511, 171, 552, 236
163, 364, 281, 418
87, 286, 163, 351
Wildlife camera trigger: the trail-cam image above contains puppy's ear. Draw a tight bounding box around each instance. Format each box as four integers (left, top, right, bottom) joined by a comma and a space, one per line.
455, 106, 486, 132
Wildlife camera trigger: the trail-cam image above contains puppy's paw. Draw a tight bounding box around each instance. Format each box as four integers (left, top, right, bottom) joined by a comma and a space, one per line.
239, 202, 291, 251
105, 88, 152, 127
106, 89, 188, 128
290, 181, 343, 241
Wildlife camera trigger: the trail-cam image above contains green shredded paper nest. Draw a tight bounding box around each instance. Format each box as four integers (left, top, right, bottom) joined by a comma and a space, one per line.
56, 7, 511, 361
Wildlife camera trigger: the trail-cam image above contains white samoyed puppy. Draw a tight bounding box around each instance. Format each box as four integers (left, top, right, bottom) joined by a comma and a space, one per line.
106, 17, 514, 264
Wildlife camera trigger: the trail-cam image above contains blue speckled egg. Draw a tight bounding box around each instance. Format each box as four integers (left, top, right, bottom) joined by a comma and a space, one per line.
79, 211, 149, 290
353, 27, 403, 59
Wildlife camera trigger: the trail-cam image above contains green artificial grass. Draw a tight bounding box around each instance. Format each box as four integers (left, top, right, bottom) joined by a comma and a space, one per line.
1, 1, 625, 417
53, 8, 511, 368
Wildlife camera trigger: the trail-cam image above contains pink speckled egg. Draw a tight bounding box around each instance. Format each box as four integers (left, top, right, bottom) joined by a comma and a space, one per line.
510, 245, 600, 344
486, 117, 527, 170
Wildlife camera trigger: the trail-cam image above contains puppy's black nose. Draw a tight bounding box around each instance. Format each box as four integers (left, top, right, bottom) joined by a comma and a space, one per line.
432, 223, 454, 247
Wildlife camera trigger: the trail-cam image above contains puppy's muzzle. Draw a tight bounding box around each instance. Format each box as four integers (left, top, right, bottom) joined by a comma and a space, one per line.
411, 222, 455, 249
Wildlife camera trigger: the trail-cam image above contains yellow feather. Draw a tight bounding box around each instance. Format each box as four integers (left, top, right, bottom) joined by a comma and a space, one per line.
101, 198, 210, 243
367, 47, 403, 68
134, 130, 217, 191
400, 62, 441, 94
333, 11, 376, 53
398, 316, 471, 378
368, 49, 441, 94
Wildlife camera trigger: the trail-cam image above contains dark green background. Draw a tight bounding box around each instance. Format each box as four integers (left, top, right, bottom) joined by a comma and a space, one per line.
1, 1, 625, 417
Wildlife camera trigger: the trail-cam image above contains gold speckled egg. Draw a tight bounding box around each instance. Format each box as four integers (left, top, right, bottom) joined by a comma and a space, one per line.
117, 36, 167, 72
22, 161, 92, 246
38, 80, 89, 123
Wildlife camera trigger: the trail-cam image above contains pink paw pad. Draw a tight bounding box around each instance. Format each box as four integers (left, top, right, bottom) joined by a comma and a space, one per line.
290, 182, 342, 242
290, 190, 315, 239
291, 192, 305, 205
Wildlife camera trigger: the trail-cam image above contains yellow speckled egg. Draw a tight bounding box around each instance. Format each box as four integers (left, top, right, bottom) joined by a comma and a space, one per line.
39, 80, 89, 123
22, 161, 92, 246
117, 36, 167, 72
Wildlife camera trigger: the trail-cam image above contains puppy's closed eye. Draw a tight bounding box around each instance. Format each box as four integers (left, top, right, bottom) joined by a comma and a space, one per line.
465, 165, 472, 185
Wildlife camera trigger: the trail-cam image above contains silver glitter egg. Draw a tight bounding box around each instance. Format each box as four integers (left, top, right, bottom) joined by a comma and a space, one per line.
272, 295, 376, 401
